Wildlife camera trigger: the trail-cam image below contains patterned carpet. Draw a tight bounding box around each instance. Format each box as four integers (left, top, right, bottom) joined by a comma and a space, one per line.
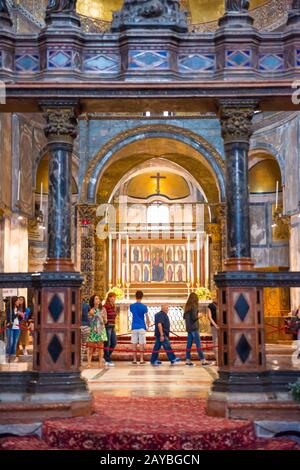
1, 397, 300, 451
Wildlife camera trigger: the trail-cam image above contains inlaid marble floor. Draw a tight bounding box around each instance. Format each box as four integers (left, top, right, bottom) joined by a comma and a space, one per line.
81, 362, 218, 398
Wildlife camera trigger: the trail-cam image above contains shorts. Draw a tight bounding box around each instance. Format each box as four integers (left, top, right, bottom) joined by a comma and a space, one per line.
131, 329, 147, 345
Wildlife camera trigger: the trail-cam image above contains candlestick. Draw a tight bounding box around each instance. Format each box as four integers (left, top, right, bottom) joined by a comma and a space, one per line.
118, 234, 121, 285
275, 180, 279, 210
109, 234, 112, 285
40, 182, 43, 212
126, 235, 130, 284
196, 233, 200, 285
187, 235, 190, 283
190, 262, 194, 286
205, 234, 209, 288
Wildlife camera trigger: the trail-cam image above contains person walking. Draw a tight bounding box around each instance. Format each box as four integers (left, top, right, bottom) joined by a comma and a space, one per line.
81, 297, 91, 363
150, 304, 181, 366
103, 292, 118, 366
86, 295, 107, 368
207, 299, 220, 365
130, 291, 150, 365
184, 292, 209, 366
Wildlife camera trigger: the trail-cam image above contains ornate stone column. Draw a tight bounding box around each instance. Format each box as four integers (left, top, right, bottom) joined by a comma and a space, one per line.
29, 101, 92, 418
207, 100, 268, 419
221, 100, 256, 270
77, 204, 97, 299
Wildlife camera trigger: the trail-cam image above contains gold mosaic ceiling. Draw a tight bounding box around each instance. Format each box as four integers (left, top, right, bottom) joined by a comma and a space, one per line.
77, 0, 269, 25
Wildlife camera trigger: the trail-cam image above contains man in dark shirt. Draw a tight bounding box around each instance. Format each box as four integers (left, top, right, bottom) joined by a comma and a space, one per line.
150, 304, 181, 366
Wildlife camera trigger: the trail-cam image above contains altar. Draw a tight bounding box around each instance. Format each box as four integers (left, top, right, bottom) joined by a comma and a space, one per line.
117, 299, 212, 336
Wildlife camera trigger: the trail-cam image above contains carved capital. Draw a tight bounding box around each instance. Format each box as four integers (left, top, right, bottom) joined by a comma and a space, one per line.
77, 204, 97, 222
41, 101, 79, 144
219, 100, 258, 143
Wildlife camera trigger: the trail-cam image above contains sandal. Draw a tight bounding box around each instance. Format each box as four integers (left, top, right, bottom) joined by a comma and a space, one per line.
139, 361, 146, 365
132, 361, 138, 365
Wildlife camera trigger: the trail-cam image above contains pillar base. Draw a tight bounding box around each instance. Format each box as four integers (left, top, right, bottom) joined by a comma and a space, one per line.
224, 258, 255, 271
206, 370, 300, 420
218, 12, 254, 29
0, 372, 93, 424
43, 258, 75, 272
45, 12, 81, 29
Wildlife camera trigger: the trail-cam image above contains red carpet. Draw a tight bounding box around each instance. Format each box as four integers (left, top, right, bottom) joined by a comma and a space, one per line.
111, 335, 215, 361
44, 397, 254, 450
1, 397, 300, 451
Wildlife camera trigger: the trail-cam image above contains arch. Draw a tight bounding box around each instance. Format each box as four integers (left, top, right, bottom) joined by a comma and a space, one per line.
81, 124, 225, 204
249, 142, 285, 184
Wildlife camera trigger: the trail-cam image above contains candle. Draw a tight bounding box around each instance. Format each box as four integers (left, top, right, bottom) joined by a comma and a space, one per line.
196, 233, 200, 284
126, 235, 130, 283
187, 235, 190, 283
17, 170, 21, 201
205, 234, 209, 288
40, 182, 43, 212
109, 234, 112, 285
190, 262, 194, 286
118, 234, 121, 285
275, 180, 279, 210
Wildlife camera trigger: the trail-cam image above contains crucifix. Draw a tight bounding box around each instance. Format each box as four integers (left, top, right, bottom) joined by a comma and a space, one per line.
151, 172, 166, 195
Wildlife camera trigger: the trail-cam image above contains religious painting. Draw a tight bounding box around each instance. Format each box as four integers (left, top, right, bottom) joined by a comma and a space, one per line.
176, 246, 185, 262
131, 264, 141, 282
131, 246, 141, 263
166, 245, 174, 263
152, 248, 165, 282
143, 247, 150, 264
127, 243, 188, 283
143, 265, 150, 282
166, 264, 174, 282
176, 264, 186, 282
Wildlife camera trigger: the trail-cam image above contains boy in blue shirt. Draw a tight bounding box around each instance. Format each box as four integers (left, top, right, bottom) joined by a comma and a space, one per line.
130, 291, 150, 365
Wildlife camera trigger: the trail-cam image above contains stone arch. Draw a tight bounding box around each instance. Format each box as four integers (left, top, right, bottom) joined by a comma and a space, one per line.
80, 124, 225, 204
249, 141, 285, 184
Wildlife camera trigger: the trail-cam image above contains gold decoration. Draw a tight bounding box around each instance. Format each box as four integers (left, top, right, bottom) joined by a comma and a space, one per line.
81, 124, 224, 203
272, 205, 290, 241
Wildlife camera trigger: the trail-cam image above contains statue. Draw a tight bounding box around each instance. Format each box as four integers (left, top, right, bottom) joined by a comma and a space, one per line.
0, 0, 9, 14
112, 0, 188, 33
46, 0, 77, 13
225, 0, 250, 11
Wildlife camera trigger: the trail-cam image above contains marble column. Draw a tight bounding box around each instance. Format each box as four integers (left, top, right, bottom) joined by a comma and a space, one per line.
27, 101, 92, 418
207, 100, 267, 419
220, 100, 257, 270
42, 103, 78, 272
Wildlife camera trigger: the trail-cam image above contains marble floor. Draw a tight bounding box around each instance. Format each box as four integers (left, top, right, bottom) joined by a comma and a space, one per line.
81, 362, 218, 398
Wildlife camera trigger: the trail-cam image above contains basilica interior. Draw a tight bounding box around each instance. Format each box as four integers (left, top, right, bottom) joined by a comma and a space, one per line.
0, 0, 300, 453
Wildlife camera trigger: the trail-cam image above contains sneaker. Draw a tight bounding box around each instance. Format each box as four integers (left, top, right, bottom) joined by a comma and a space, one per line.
171, 357, 181, 365
105, 361, 115, 367
151, 360, 162, 366
185, 362, 195, 367
201, 360, 210, 366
